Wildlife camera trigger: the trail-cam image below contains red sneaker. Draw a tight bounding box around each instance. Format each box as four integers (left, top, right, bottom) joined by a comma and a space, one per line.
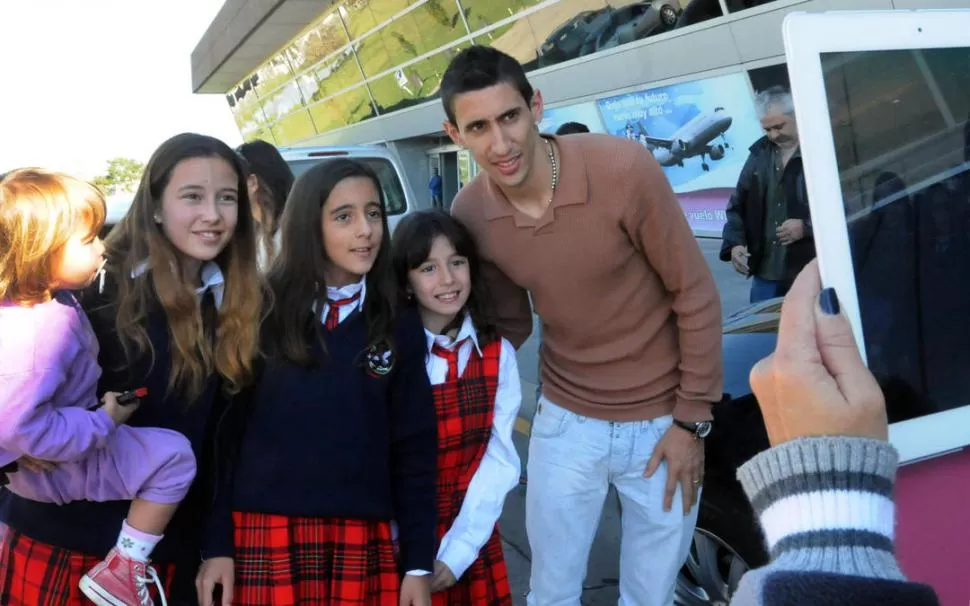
78, 547, 167, 606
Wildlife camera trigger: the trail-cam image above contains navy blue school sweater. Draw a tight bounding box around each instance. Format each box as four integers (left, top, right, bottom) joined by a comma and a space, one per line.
209, 307, 438, 573
0, 269, 227, 602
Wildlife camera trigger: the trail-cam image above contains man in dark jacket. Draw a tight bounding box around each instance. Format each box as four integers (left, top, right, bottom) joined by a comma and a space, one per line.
721, 86, 814, 302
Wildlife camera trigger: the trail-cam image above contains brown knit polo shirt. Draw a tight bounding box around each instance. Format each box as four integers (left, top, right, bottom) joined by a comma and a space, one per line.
452, 133, 723, 422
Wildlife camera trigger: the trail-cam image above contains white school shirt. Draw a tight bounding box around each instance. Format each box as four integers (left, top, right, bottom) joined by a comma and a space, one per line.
318, 278, 367, 325
126, 261, 226, 309
425, 313, 522, 580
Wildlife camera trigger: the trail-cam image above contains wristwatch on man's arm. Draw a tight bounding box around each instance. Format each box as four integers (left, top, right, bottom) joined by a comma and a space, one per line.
672, 418, 713, 439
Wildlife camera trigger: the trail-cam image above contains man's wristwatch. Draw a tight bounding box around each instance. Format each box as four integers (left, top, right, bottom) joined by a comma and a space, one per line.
672, 418, 713, 439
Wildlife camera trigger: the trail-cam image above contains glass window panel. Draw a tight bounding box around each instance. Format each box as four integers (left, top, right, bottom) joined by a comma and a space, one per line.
343, 0, 410, 42
307, 85, 377, 135
270, 109, 317, 146
353, 1, 466, 79
259, 80, 307, 122
725, 0, 782, 13
298, 44, 365, 105
231, 93, 272, 141
369, 44, 469, 114
475, 0, 714, 71
459, 0, 536, 34
252, 57, 294, 100
284, 9, 350, 74
289, 156, 409, 216
676, 0, 723, 26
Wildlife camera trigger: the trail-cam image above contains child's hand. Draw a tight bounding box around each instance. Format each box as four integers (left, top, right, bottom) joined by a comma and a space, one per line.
399, 574, 431, 606
101, 392, 138, 426
196, 557, 234, 606
430, 560, 457, 592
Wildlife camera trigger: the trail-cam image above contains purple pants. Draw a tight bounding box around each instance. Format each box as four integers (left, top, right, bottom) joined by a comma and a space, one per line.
5, 426, 196, 505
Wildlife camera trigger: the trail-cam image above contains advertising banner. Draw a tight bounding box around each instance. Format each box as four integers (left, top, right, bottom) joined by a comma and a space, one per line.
597, 72, 764, 236
539, 101, 606, 135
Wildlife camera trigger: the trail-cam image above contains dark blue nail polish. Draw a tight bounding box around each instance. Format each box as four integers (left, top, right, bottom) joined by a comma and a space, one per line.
819, 288, 840, 315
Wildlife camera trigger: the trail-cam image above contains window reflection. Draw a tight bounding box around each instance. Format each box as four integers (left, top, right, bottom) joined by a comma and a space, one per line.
284, 9, 350, 75
458, 0, 536, 33
472, 0, 709, 71
824, 48, 970, 422
353, 1, 465, 79
231, 94, 272, 142
271, 109, 316, 145
259, 80, 307, 122
227, 0, 726, 142
341, 0, 412, 42
252, 58, 294, 100
724, 0, 782, 13
307, 85, 376, 135
296, 45, 364, 105
369, 44, 469, 115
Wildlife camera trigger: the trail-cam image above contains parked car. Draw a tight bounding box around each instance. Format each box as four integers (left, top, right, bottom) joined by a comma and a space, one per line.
537, 1, 681, 67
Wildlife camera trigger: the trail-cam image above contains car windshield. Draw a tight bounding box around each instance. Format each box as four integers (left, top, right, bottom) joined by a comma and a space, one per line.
287, 157, 407, 216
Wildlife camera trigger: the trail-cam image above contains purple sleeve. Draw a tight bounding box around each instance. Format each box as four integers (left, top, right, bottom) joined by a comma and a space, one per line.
0, 306, 116, 462
0, 369, 116, 462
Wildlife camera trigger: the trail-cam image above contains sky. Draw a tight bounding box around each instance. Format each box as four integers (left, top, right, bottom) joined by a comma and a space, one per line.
0, 1, 243, 180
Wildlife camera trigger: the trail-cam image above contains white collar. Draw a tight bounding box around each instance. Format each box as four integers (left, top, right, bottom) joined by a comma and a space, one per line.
326, 277, 367, 311
424, 312, 482, 357
129, 260, 226, 309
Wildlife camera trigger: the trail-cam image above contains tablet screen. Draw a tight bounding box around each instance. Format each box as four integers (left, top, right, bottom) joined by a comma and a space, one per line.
820, 48, 970, 423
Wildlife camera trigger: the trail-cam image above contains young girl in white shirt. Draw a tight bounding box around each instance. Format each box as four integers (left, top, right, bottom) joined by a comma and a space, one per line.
391, 209, 522, 605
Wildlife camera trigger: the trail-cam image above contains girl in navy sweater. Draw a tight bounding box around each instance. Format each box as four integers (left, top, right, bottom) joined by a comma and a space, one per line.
391, 210, 521, 605
197, 159, 437, 606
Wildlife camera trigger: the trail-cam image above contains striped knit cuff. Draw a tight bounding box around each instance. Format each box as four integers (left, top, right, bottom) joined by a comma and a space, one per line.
737, 437, 905, 580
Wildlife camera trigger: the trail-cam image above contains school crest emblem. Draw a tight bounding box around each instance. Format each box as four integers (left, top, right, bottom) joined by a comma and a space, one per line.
366, 344, 394, 377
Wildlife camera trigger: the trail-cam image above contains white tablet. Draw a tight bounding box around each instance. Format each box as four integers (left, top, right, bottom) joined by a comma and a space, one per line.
783, 9, 970, 464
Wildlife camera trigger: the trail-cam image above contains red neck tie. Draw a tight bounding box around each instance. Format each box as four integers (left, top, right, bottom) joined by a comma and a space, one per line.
431, 340, 465, 382
324, 292, 361, 330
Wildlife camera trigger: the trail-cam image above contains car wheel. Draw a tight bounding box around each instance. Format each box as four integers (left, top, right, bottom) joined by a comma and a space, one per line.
660, 4, 679, 26
675, 485, 767, 605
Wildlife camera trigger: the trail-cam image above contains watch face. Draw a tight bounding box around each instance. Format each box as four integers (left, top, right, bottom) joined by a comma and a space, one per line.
696, 421, 713, 439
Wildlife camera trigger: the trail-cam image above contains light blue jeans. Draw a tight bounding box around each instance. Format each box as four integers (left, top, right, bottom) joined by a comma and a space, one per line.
526, 397, 699, 606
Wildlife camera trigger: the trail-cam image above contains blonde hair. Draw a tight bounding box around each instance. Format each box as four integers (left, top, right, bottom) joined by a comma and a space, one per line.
0, 168, 106, 304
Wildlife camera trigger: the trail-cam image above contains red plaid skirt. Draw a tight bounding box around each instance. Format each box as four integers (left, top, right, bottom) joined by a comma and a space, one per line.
0, 523, 176, 605
232, 511, 399, 605
432, 528, 511, 606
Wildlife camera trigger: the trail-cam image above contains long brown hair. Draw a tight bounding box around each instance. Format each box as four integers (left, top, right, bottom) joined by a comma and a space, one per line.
264, 158, 395, 366
105, 133, 262, 399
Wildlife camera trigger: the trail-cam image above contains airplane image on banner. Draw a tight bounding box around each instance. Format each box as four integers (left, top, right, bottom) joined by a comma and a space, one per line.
626, 107, 734, 172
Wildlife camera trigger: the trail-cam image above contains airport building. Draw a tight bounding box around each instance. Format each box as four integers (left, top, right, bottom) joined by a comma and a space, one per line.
191, 0, 969, 235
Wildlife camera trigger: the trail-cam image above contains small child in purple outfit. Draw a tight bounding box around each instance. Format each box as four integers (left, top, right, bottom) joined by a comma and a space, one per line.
0, 169, 196, 606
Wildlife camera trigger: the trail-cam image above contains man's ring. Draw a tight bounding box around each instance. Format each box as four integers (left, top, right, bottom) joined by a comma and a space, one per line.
693, 478, 702, 485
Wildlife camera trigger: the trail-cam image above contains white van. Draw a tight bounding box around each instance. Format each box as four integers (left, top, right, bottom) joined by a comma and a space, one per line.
279, 144, 422, 233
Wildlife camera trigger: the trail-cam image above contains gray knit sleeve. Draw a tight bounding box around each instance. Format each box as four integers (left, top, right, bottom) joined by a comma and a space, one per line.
729, 437, 907, 606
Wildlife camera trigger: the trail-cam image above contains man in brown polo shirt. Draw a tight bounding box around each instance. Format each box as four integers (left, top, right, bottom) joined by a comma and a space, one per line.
440, 47, 723, 605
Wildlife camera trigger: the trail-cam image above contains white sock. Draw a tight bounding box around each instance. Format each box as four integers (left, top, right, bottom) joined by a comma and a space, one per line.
116, 520, 162, 562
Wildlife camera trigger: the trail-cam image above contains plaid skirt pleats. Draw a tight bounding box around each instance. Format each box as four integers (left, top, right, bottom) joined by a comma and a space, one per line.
0, 523, 176, 606
232, 511, 399, 605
